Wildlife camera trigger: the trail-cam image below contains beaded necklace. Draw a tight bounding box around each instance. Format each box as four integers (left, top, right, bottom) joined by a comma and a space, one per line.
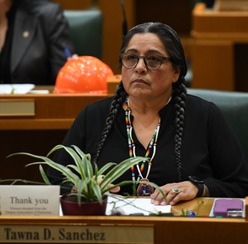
124, 98, 161, 196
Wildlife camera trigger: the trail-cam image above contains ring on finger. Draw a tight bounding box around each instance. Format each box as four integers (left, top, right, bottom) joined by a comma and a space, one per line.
171, 187, 181, 194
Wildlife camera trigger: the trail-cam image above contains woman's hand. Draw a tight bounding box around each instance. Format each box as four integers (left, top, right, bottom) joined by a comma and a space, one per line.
107, 184, 120, 193
150, 181, 198, 205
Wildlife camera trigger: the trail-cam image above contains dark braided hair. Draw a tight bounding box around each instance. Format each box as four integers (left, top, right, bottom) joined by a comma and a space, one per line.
95, 22, 188, 181
93, 82, 127, 163
172, 82, 187, 181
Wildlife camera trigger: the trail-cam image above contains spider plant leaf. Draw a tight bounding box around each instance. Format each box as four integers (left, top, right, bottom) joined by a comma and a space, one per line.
39, 165, 51, 185
97, 162, 117, 175
100, 157, 147, 191
5, 145, 163, 204
91, 183, 104, 203
71, 145, 95, 180
48, 145, 86, 178
9, 151, 80, 184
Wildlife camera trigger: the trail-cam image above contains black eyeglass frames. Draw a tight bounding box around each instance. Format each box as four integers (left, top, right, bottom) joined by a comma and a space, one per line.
121, 53, 171, 70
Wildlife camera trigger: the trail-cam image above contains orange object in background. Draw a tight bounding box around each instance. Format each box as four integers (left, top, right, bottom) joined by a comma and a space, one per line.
54, 56, 114, 94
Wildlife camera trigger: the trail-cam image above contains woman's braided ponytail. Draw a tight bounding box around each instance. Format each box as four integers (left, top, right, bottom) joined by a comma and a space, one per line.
173, 79, 187, 181
93, 82, 127, 163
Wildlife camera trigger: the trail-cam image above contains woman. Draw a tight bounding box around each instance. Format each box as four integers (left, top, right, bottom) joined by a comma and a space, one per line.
48, 22, 248, 205
0, 0, 75, 85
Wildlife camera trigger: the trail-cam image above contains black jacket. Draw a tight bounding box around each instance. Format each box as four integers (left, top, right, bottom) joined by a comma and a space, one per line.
48, 94, 248, 197
0, 0, 75, 85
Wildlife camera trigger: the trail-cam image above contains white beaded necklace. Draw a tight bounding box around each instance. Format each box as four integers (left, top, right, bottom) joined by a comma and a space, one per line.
124, 98, 161, 196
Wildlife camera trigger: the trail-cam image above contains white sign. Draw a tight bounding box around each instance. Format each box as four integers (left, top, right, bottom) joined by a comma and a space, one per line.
106, 195, 171, 215
0, 185, 60, 216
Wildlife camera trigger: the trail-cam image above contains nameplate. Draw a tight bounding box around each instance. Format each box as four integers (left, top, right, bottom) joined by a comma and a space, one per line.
0, 225, 154, 243
0, 185, 60, 215
0, 99, 35, 116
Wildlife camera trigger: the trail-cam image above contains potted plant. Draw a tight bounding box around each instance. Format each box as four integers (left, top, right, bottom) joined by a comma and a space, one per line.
6, 144, 165, 215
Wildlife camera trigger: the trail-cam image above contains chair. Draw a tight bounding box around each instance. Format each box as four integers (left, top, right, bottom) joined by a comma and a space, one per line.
188, 88, 248, 161
64, 9, 103, 59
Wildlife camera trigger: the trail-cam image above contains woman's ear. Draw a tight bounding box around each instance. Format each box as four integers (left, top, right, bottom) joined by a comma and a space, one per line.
172, 67, 180, 83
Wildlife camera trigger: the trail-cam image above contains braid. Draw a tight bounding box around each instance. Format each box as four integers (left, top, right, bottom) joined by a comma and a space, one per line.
172, 79, 187, 181
93, 82, 127, 163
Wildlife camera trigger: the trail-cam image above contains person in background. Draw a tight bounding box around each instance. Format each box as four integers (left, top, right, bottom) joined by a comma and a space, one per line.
47, 22, 248, 205
0, 0, 75, 85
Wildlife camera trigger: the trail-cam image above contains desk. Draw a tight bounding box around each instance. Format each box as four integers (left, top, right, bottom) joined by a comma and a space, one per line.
0, 93, 109, 130
0, 197, 247, 244
0, 91, 111, 181
191, 4, 248, 91
1, 85, 248, 243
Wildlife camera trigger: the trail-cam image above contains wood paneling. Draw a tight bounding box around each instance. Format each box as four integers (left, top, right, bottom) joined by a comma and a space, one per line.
191, 4, 248, 91
135, 0, 193, 36
54, 1, 193, 74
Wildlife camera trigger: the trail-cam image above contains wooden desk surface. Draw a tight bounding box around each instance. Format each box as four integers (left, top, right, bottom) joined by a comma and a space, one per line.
0, 80, 122, 131
0, 197, 247, 244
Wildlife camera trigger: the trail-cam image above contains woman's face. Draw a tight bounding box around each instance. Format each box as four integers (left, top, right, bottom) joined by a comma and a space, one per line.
121, 33, 180, 101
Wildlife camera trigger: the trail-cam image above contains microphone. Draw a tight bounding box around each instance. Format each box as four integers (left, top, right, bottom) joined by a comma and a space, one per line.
120, 0, 128, 37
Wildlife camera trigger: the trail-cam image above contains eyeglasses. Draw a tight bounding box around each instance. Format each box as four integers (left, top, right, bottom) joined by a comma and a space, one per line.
121, 53, 172, 70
